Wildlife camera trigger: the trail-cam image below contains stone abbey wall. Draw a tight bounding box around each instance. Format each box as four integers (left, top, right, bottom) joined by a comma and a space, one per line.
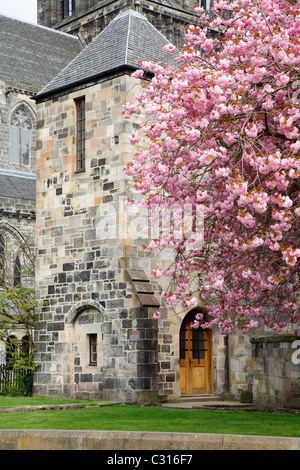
0, 1, 296, 408
251, 335, 300, 408
0, 84, 36, 362
0, 83, 37, 174
33, 75, 163, 401
33, 71, 257, 402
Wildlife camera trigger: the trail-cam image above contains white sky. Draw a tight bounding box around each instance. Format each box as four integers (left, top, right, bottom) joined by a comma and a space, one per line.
0, 0, 37, 23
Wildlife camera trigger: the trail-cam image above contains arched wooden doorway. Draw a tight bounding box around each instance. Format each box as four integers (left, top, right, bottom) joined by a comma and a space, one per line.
180, 310, 212, 396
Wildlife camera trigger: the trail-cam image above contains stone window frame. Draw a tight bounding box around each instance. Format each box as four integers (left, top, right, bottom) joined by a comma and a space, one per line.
4, 333, 31, 368
61, 0, 75, 19
75, 96, 86, 173
9, 101, 35, 168
65, 300, 105, 324
66, 301, 104, 373
88, 333, 98, 366
9, 105, 32, 166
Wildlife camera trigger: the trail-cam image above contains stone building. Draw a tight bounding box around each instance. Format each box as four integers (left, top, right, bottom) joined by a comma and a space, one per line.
37, 0, 207, 47
1, 1, 299, 407
32, 5, 254, 404
0, 13, 82, 362
33, 9, 174, 402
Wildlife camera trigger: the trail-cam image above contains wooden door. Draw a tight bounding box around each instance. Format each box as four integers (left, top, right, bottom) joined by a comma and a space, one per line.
180, 311, 212, 395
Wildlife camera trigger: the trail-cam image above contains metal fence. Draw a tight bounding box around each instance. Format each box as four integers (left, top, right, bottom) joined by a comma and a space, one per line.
0, 365, 33, 395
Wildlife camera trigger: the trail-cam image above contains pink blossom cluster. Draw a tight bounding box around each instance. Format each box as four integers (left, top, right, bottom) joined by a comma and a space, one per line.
123, 0, 300, 335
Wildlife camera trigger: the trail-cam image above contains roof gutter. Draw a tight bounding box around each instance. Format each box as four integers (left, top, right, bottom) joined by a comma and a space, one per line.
33, 65, 154, 103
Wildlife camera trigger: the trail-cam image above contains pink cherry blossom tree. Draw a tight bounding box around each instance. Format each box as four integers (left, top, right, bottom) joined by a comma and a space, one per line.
124, 0, 300, 335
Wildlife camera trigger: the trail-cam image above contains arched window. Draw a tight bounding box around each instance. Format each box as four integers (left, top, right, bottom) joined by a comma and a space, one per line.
21, 335, 30, 356
10, 106, 31, 166
13, 255, 21, 287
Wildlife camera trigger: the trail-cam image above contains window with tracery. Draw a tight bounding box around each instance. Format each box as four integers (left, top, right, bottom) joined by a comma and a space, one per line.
10, 107, 31, 166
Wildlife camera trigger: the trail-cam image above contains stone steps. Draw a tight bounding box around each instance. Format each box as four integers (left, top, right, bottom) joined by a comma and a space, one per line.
161, 395, 252, 409
180, 395, 224, 402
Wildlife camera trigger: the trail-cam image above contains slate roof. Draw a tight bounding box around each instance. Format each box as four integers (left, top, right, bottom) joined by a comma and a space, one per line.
0, 171, 36, 201
0, 15, 83, 94
35, 10, 173, 102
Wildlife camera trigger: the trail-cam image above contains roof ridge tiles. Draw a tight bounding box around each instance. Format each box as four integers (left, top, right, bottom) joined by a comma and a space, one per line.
0, 13, 82, 40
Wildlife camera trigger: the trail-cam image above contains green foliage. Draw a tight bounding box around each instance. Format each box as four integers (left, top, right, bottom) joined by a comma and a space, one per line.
0, 367, 33, 397
0, 285, 36, 338
0, 397, 101, 407
0, 237, 37, 373
5, 349, 38, 372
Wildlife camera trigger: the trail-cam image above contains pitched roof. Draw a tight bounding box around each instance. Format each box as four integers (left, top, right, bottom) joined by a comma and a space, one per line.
0, 171, 36, 201
35, 10, 173, 102
0, 15, 83, 94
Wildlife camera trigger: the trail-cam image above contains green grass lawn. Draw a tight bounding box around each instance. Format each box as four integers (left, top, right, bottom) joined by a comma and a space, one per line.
0, 396, 101, 408
0, 397, 299, 437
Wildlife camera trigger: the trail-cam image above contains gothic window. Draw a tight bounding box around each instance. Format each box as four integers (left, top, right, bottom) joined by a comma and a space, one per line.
61, 0, 75, 19
75, 97, 86, 172
10, 106, 31, 166
13, 255, 21, 287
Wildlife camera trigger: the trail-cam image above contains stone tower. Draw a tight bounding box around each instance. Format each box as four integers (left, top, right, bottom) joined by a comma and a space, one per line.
37, 0, 207, 47
33, 10, 177, 402
33, 1, 256, 405
0, 14, 82, 364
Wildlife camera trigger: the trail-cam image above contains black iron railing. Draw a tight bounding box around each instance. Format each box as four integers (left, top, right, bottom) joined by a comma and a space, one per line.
0, 365, 33, 395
